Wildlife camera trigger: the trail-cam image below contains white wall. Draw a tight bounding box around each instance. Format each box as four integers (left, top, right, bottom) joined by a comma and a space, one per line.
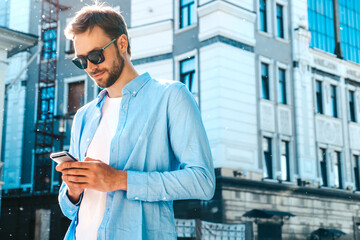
134, 59, 173, 81
129, 20, 173, 60
198, 1, 256, 45
200, 42, 257, 171
131, 0, 172, 27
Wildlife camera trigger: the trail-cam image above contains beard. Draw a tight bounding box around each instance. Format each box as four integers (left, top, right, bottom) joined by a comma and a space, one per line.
91, 48, 125, 89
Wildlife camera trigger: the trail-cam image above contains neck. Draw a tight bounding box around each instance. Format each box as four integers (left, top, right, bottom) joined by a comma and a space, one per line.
106, 62, 138, 98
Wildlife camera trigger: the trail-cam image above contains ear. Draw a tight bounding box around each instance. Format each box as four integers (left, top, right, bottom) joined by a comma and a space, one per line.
117, 34, 128, 54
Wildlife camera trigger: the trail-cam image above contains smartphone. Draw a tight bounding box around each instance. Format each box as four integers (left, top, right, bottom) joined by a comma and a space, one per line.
50, 151, 78, 165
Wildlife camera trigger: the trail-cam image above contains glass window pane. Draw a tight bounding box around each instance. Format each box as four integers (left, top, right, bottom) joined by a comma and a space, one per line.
190, 3, 195, 25
181, 57, 195, 73
181, 8, 188, 28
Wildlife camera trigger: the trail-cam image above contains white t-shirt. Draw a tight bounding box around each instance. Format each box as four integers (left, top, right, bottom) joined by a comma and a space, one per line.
75, 95, 122, 240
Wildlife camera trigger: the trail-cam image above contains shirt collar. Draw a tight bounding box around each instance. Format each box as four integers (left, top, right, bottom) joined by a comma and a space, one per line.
96, 72, 151, 105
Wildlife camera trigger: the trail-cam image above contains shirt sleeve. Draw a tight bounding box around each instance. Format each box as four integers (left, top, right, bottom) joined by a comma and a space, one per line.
126, 84, 215, 202
58, 113, 83, 220
58, 183, 83, 220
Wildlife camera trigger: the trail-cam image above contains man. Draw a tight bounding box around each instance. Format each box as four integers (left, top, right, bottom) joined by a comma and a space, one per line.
56, 3, 215, 240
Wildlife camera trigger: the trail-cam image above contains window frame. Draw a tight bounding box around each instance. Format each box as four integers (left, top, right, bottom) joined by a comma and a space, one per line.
354, 154, 360, 191
0, 0, 10, 28
63, 75, 88, 115
280, 140, 291, 182
315, 80, 324, 114
274, 0, 289, 41
259, 0, 268, 32
261, 63, 270, 100
330, 84, 338, 118
176, 0, 197, 32
259, 56, 273, 102
334, 151, 343, 189
276, 4, 284, 38
175, 49, 199, 104
278, 68, 286, 104
263, 136, 273, 179
319, 148, 328, 187
180, 57, 196, 93
349, 89, 357, 122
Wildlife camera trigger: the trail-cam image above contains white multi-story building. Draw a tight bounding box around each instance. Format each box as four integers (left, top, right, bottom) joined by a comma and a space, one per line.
1, 0, 360, 239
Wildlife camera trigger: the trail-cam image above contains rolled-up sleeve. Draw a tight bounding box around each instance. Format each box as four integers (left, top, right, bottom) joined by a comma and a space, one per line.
58, 113, 83, 220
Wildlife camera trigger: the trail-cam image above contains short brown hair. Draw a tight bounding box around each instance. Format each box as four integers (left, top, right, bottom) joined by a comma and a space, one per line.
64, 3, 131, 55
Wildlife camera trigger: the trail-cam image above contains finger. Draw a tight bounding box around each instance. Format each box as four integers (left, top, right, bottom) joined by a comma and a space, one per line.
63, 175, 88, 183
57, 161, 89, 170
61, 168, 90, 176
84, 157, 102, 163
84, 157, 95, 162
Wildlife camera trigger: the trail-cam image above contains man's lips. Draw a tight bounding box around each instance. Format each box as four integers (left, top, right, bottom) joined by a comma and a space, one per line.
91, 71, 105, 79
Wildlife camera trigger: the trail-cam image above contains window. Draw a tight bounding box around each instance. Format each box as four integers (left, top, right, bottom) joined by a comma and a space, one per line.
180, 0, 195, 29
280, 140, 290, 181
259, 0, 267, 32
261, 63, 270, 100
349, 90, 356, 122
330, 85, 338, 118
319, 148, 328, 187
334, 151, 342, 188
315, 81, 323, 114
276, 4, 284, 38
42, 28, 57, 60
65, 39, 75, 55
278, 68, 286, 104
67, 81, 84, 114
308, 0, 360, 64
38, 86, 55, 121
180, 57, 197, 94
307, 0, 335, 54
339, 0, 360, 63
0, 0, 9, 27
263, 137, 273, 179
354, 155, 360, 191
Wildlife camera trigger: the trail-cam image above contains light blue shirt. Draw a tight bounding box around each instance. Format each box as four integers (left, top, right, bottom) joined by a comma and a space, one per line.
58, 73, 215, 240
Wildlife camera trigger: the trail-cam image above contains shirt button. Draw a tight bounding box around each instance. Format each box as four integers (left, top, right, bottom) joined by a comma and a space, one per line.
132, 91, 136, 95
97, 113, 100, 117
135, 197, 139, 200
87, 138, 90, 142
163, 197, 166, 200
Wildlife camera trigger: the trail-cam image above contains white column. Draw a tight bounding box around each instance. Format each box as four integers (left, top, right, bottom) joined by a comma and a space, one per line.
293, 27, 318, 181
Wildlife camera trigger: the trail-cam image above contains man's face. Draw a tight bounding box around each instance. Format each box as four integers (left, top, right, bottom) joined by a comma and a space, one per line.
73, 26, 124, 89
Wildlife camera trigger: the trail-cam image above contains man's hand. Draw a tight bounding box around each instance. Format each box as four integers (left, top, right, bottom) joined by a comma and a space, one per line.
55, 157, 127, 203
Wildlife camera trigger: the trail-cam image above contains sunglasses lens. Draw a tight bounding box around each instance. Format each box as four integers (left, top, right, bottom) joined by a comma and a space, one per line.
72, 57, 87, 69
88, 50, 105, 65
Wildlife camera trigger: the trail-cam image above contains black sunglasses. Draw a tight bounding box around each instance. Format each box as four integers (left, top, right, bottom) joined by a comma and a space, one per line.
72, 38, 117, 70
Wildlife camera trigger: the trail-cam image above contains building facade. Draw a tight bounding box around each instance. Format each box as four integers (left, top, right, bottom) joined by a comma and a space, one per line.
1, 0, 360, 239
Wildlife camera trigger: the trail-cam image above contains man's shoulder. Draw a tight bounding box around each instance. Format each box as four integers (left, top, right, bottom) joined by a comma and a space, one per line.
148, 78, 185, 95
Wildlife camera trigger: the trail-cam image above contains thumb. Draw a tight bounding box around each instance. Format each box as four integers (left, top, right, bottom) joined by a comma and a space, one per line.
84, 157, 101, 162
